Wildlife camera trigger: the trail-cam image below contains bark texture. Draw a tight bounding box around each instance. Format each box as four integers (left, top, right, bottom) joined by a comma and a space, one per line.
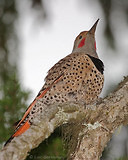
0, 76, 128, 160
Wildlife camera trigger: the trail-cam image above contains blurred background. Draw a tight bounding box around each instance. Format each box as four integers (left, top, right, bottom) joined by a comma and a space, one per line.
0, 0, 128, 159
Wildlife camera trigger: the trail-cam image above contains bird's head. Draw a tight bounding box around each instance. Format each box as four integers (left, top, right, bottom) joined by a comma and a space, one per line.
72, 19, 99, 58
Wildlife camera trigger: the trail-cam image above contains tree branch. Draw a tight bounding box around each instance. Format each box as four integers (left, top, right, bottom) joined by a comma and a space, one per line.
71, 76, 128, 160
0, 76, 128, 160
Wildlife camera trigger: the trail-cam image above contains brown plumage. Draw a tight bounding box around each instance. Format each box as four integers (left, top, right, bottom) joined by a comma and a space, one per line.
5, 19, 104, 146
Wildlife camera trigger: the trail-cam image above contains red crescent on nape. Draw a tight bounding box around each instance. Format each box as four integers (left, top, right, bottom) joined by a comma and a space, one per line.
94, 41, 96, 50
78, 38, 86, 48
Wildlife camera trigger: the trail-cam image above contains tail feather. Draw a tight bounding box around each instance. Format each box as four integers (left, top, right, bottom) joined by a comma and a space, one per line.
13, 120, 30, 137
13, 119, 21, 129
4, 120, 30, 146
15, 87, 50, 130
15, 74, 63, 130
4, 136, 13, 147
4, 74, 63, 147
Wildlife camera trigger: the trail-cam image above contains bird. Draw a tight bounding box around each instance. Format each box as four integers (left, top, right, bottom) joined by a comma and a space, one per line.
4, 19, 104, 146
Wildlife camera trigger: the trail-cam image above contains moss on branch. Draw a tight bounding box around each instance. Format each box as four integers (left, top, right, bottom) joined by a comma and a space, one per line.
0, 76, 128, 160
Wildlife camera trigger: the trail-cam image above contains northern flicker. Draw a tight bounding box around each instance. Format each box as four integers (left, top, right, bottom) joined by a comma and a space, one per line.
5, 19, 104, 146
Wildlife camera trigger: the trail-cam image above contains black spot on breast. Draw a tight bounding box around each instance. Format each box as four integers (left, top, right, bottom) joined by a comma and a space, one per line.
68, 91, 76, 97
63, 66, 66, 69
87, 55, 104, 74
66, 63, 70, 66
31, 111, 35, 114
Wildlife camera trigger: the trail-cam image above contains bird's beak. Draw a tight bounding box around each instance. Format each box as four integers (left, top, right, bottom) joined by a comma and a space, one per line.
88, 19, 99, 35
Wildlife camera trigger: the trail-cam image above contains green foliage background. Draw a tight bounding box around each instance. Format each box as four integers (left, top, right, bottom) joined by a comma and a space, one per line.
0, 0, 29, 146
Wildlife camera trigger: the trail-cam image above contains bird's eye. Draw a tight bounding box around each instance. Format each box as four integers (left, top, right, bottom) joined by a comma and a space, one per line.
79, 35, 82, 39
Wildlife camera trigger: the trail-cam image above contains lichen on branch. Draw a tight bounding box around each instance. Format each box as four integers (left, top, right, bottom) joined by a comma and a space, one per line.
0, 76, 128, 160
